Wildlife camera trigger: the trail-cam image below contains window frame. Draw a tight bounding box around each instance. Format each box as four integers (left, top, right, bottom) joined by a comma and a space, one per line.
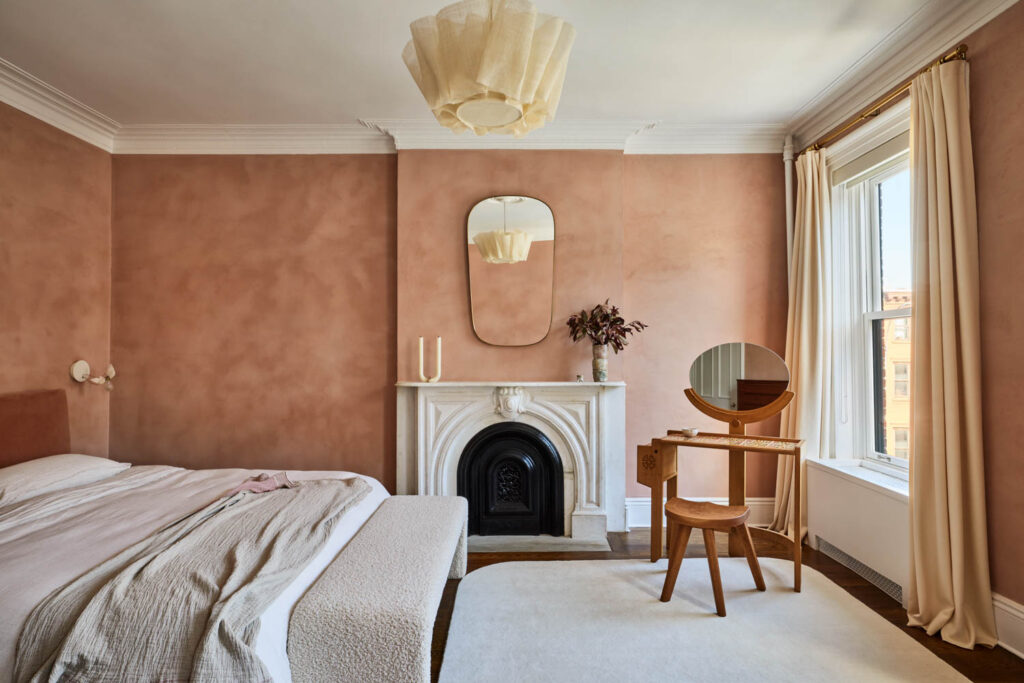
834, 150, 912, 473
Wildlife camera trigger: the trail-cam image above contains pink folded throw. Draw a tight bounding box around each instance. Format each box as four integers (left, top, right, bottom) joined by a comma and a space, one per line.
227, 472, 299, 496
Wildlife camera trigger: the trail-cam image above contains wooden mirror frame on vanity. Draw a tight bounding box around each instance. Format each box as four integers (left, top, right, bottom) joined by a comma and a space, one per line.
637, 386, 805, 592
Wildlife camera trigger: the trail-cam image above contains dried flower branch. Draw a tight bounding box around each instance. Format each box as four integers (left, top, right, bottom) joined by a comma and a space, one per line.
566, 300, 647, 353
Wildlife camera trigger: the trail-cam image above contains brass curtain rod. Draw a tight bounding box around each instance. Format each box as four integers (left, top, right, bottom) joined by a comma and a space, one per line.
800, 43, 968, 156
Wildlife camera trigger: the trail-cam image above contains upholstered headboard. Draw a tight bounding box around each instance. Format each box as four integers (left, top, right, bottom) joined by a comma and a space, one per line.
0, 389, 71, 467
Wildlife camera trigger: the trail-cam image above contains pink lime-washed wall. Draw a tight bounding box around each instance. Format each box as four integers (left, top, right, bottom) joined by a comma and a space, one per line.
0, 102, 112, 456
623, 154, 788, 498
966, 0, 1024, 605
110, 154, 398, 487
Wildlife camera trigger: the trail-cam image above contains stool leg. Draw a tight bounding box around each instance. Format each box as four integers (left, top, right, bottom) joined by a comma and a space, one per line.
703, 528, 726, 617
660, 524, 691, 602
736, 524, 766, 592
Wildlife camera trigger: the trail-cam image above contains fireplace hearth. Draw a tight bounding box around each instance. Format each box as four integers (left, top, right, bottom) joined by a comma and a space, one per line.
458, 422, 563, 536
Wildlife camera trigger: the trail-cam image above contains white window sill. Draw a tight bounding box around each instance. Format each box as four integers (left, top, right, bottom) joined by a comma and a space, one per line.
807, 459, 909, 503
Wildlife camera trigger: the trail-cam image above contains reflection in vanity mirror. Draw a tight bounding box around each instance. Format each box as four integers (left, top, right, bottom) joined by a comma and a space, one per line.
467, 196, 554, 346
689, 342, 789, 411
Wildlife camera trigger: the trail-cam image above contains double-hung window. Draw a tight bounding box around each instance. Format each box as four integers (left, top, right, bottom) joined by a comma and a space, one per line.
831, 133, 912, 473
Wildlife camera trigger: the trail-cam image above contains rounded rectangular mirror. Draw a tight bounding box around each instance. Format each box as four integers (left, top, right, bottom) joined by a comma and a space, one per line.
467, 196, 555, 346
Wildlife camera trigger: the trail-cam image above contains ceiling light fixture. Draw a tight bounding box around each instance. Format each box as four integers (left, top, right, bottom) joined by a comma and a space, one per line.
473, 196, 533, 263
402, 0, 575, 137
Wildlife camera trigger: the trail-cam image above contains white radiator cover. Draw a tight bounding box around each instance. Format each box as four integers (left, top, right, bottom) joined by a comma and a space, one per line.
806, 459, 909, 604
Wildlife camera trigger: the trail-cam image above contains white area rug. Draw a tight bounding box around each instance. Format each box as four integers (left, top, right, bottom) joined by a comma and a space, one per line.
439, 559, 965, 682
467, 535, 611, 552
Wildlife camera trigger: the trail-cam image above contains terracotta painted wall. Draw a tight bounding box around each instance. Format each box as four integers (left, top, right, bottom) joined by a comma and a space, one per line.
965, 0, 1024, 605
623, 155, 788, 498
0, 102, 111, 455
110, 155, 398, 488
396, 150, 623, 381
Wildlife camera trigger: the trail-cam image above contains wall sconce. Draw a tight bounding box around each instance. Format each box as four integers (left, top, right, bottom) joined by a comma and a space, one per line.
70, 360, 115, 391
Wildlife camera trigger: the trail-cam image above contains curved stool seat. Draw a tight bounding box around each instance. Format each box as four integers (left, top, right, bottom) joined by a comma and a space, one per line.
664, 498, 750, 530
660, 497, 766, 616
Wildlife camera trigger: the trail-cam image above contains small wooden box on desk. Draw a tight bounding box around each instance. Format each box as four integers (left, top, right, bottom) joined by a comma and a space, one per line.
637, 388, 804, 591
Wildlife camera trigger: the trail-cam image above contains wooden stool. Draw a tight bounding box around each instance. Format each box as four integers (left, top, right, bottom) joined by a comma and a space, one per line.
660, 498, 766, 616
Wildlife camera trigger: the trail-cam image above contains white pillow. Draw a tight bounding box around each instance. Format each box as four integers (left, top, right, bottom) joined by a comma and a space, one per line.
0, 454, 130, 506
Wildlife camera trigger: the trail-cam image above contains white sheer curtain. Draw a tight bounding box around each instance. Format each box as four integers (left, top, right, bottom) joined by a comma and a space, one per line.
770, 150, 832, 536
906, 59, 997, 649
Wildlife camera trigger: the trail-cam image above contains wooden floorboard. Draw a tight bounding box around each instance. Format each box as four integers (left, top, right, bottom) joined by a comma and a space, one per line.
430, 530, 1024, 682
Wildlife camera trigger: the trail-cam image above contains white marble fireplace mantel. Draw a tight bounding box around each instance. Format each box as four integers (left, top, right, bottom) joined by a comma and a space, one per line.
396, 381, 626, 539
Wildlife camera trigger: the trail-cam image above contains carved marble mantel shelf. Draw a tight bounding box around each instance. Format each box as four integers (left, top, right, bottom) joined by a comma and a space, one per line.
396, 381, 626, 539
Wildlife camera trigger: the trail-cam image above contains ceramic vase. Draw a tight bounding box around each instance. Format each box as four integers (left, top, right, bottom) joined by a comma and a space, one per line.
592, 344, 608, 382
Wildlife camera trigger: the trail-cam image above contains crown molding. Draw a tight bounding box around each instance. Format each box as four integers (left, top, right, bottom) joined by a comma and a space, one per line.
362, 118, 785, 153
113, 124, 394, 154
788, 0, 1019, 149
625, 123, 786, 154
0, 57, 119, 152
360, 118, 653, 151
0, 56, 395, 154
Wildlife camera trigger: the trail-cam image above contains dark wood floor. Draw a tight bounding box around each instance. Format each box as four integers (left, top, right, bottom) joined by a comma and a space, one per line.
430, 530, 1024, 682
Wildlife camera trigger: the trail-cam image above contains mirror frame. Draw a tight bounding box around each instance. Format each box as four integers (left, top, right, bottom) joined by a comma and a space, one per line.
465, 194, 556, 347
684, 387, 794, 427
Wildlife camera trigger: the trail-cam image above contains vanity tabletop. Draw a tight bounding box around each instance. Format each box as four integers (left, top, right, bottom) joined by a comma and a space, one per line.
655, 430, 803, 454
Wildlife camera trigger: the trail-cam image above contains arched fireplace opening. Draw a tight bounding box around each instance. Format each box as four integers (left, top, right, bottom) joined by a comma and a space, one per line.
457, 422, 564, 536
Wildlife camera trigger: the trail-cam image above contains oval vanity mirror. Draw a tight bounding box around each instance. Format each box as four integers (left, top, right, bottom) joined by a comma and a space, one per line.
688, 342, 789, 412
467, 195, 555, 346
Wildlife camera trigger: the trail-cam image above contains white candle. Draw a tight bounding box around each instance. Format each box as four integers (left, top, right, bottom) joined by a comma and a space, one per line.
433, 337, 442, 382
418, 336, 426, 382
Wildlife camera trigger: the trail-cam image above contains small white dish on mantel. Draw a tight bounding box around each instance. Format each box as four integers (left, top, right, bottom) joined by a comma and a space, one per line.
680, 427, 699, 438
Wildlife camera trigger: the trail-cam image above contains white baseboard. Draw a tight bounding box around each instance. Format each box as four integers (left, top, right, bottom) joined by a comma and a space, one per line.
995, 592, 1024, 659
625, 497, 775, 529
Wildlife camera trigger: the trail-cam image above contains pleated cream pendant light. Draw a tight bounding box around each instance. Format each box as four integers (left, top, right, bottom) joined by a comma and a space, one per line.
402, 0, 575, 136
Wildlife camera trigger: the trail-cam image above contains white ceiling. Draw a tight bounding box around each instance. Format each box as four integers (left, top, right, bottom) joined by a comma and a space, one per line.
0, 0, 929, 125
0, 0, 1014, 152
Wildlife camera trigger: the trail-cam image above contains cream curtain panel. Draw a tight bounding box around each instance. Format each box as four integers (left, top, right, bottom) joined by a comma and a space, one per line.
906, 60, 997, 649
770, 150, 832, 536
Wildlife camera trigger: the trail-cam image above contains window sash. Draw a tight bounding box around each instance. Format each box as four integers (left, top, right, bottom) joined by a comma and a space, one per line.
866, 158, 910, 313
866, 312, 912, 468
833, 150, 911, 469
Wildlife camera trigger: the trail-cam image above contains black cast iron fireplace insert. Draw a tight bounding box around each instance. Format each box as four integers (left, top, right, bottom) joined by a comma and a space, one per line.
457, 422, 564, 536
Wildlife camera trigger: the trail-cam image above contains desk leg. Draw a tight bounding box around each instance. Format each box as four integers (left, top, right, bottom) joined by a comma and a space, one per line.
651, 480, 663, 563
793, 449, 802, 592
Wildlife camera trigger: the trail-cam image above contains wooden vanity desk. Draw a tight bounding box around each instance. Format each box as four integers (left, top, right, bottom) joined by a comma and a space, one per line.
637, 388, 804, 591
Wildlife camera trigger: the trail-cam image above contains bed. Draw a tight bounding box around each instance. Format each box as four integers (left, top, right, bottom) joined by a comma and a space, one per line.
0, 389, 466, 683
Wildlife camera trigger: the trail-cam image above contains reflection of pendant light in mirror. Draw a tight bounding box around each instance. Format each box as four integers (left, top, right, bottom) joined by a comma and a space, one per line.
402, 0, 575, 136
473, 196, 533, 264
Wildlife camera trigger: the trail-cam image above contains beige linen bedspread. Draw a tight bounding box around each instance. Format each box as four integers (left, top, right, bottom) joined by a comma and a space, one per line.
1, 466, 368, 682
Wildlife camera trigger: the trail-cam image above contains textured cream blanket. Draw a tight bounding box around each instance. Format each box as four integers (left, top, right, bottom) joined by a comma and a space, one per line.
12, 469, 369, 683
